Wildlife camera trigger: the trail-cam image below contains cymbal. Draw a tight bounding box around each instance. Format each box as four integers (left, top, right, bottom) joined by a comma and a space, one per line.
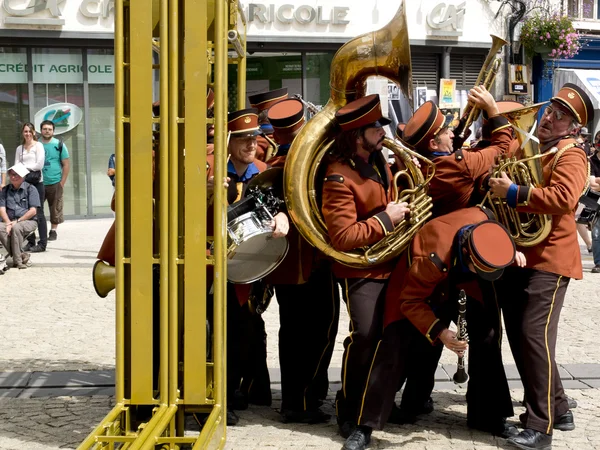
247, 167, 284, 196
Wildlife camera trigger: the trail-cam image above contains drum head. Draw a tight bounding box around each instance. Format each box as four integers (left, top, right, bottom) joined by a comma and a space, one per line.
227, 232, 289, 283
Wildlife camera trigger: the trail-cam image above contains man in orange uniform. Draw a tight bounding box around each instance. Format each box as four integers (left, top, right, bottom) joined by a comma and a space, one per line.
401, 86, 512, 218
321, 94, 410, 438
248, 88, 288, 161
264, 98, 340, 424
207, 108, 289, 425
343, 206, 520, 450
489, 83, 593, 450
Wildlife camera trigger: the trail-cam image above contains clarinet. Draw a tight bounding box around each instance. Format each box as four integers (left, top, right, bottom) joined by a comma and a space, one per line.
453, 289, 470, 385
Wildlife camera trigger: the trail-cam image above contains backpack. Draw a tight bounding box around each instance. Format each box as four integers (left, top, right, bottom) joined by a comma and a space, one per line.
55, 139, 64, 158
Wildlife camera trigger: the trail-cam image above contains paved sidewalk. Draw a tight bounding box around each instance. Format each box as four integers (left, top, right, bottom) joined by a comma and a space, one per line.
0, 218, 598, 448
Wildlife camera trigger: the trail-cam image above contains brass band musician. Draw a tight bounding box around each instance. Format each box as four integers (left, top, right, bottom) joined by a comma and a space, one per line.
343, 207, 521, 450
489, 83, 592, 450
320, 94, 410, 439
265, 98, 340, 424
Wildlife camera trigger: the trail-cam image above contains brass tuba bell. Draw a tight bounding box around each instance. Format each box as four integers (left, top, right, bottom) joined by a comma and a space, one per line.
482, 102, 553, 247
92, 260, 115, 298
283, 1, 434, 268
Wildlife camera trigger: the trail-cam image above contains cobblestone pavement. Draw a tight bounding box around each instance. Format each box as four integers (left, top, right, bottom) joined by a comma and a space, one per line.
0, 219, 598, 448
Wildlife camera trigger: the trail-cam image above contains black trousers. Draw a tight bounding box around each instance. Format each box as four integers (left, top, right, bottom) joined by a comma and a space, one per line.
27, 181, 47, 248
275, 262, 340, 412
465, 283, 514, 425
226, 283, 271, 409
336, 278, 387, 425
499, 268, 570, 435
359, 284, 512, 430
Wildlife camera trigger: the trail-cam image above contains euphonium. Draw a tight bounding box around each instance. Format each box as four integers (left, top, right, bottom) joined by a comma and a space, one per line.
283, 1, 434, 268
452, 35, 508, 150
483, 102, 553, 247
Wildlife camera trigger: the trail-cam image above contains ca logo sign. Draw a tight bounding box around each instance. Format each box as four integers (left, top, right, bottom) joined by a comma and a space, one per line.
426, 2, 466, 36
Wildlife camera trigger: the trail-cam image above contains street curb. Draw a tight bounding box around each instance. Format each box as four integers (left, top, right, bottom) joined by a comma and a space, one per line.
2, 364, 600, 398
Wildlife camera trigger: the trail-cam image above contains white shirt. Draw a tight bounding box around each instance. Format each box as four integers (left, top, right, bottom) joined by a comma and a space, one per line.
15, 141, 45, 182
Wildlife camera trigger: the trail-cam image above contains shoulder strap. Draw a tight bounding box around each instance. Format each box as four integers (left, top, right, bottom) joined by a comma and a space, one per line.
551, 143, 589, 195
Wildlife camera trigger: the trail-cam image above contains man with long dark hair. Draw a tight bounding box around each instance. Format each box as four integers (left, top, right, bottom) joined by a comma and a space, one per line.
321, 94, 409, 443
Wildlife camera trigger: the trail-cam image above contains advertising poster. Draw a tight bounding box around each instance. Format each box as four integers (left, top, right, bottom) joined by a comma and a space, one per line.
439, 78, 456, 108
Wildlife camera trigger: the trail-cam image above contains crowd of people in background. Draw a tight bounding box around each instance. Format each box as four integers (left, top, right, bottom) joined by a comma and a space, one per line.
0, 121, 70, 272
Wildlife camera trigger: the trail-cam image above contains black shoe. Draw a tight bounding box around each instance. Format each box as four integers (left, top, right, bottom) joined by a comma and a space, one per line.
592, 265, 600, 273
468, 418, 519, 438
507, 429, 552, 450
231, 390, 248, 410
567, 396, 578, 409
342, 426, 371, 450
554, 410, 575, 431
227, 409, 239, 426
48, 230, 57, 241
387, 404, 417, 425
29, 244, 46, 253
338, 420, 356, 439
22, 242, 33, 252
420, 397, 434, 414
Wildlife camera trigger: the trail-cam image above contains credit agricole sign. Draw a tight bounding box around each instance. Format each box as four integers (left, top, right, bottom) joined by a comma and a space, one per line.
2, 0, 113, 26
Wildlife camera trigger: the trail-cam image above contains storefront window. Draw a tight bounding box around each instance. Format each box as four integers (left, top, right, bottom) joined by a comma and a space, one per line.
305, 53, 333, 108
0, 47, 29, 171
244, 53, 303, 106
32, 48, 87, 215
88, 49, 115, 215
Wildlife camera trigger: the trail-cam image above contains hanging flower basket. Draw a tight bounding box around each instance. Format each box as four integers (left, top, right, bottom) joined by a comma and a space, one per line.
520, 13, 581, 59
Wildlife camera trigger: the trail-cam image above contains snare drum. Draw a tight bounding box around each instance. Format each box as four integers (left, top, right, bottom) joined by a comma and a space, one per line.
226, 211, 288, 284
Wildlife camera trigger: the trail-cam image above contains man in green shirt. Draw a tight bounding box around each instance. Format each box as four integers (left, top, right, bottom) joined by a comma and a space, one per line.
40, 120, 70, 242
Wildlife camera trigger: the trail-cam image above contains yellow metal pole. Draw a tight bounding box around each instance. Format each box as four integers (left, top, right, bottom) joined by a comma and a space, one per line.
128, 0, 155, 405
214, 0, 228, 432
158, 0, 170, 405
77, 404, 125, 449
183, 0, 209, 405
126, 405, 170, 450
137, 406, 178, 450
168, 0, 180, 411
114, 0, 125, 406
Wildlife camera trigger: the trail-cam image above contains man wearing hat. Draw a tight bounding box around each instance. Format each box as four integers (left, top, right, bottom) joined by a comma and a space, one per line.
0, 163, 40, 269
206, 107, 289, 425
489, 83, 592, 449
342, 206, 522, 450
321, 94, 410, 438
264, 99, 340, 424
248, 87, 288, 161
401, 86, 513, 218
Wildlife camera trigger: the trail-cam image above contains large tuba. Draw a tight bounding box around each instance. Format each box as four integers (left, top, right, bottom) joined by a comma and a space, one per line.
283, 1, 434, 268
452, 34, 508, 150
482, 102, 553, 247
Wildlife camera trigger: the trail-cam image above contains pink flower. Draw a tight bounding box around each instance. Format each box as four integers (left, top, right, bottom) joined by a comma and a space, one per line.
546, 32, 551, 38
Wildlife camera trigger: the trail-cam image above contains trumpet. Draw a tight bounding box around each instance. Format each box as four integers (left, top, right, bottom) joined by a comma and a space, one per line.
453, 290, 469, 385
292, 93, 320, 116
452, 34, 508, 150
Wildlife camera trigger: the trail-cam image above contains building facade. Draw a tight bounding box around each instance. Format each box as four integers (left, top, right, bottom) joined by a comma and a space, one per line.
0, 0, 114, 217
243, 0, 510, 123
0, 0, 511, 217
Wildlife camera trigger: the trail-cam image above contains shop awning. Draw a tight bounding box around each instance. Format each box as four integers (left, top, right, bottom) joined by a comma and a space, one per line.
553, 69, 600, 110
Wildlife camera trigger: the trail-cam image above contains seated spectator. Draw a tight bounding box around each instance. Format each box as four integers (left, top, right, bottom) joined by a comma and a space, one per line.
0, 163, 40, 269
